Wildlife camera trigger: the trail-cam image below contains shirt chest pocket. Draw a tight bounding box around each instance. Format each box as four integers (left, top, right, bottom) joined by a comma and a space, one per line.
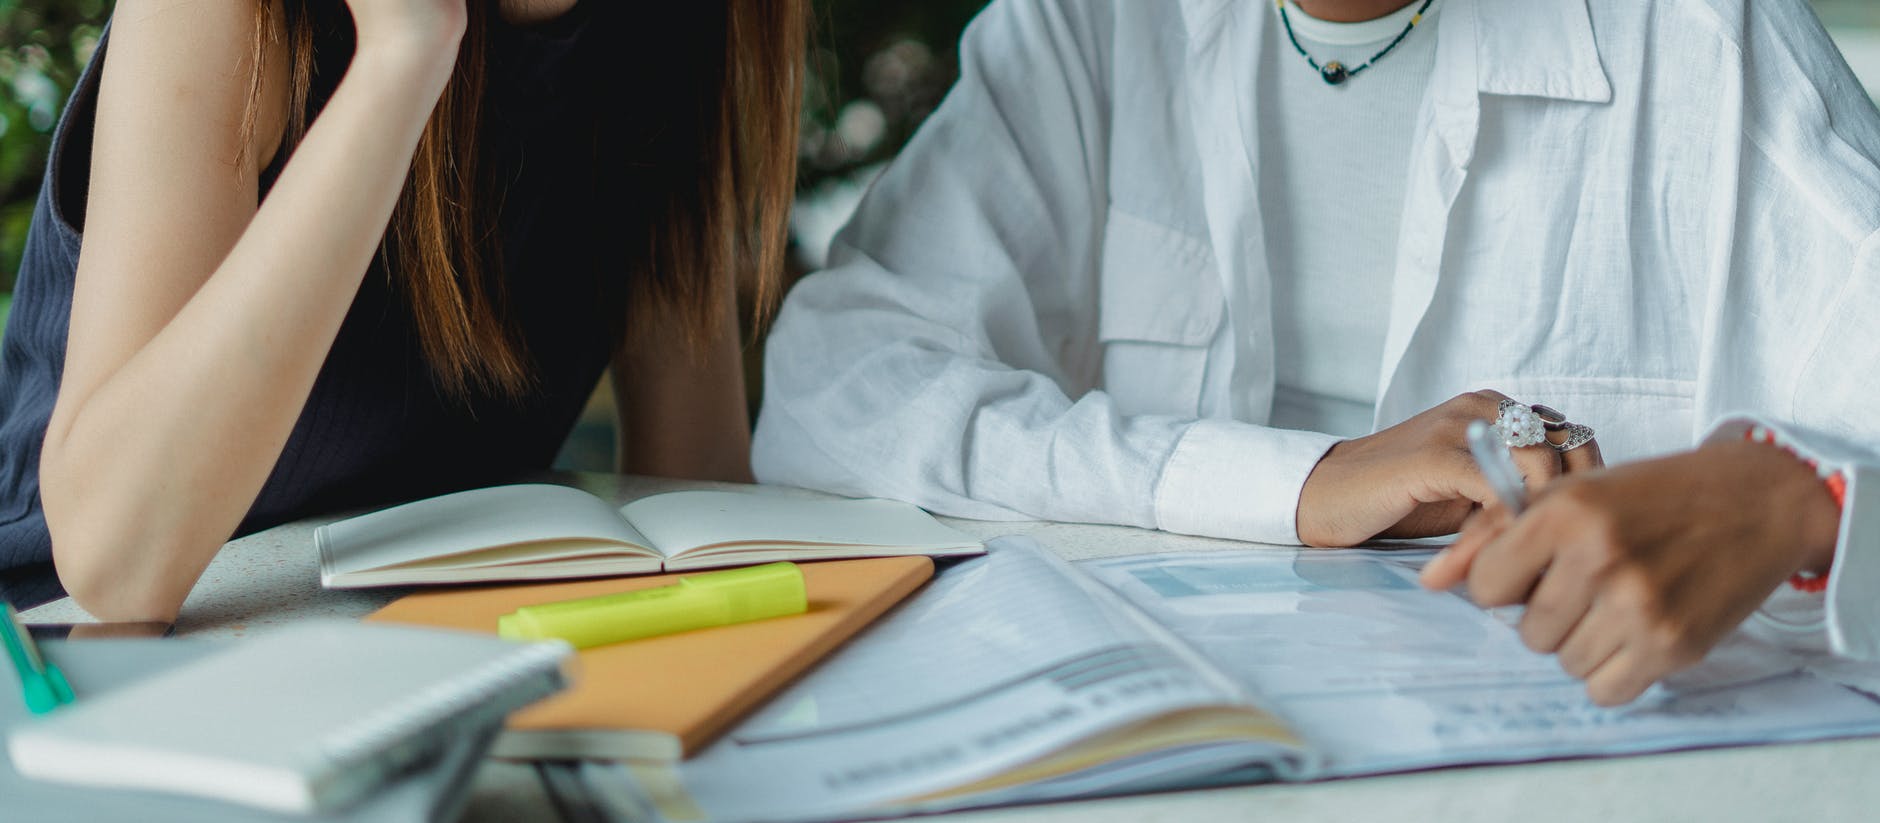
1097, 209, 1225, 418
1482, 376, 1698, 464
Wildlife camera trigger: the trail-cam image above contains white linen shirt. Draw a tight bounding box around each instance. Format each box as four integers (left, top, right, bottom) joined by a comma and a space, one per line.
753, 0, 1880, 659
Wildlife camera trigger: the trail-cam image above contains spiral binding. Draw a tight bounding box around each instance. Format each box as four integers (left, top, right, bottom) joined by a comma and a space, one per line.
313, 640, 570, 769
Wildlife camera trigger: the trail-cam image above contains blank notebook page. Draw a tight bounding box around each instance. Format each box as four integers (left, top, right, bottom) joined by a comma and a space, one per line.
322, 484, 655, 575
620, 490, 980, 554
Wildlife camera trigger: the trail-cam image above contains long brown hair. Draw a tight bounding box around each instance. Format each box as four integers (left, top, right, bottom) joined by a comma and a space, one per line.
248, 1, 805, 397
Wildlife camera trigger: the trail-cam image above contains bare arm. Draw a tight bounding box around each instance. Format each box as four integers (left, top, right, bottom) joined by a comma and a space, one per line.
612, 286, 755, 483
39, 0, 466, 620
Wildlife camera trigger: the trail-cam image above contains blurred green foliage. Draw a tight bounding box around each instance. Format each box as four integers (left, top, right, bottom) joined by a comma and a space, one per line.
1816, 0, 1880, 27
799, 0, 989, 191
9, 0, 1877, 293
1, 0, 108, 291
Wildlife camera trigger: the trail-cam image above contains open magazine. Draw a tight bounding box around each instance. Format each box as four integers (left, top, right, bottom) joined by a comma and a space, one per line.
556, 538, 1880, 822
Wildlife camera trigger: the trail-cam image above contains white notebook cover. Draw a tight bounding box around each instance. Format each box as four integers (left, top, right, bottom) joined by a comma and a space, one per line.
6, 621, 570, 814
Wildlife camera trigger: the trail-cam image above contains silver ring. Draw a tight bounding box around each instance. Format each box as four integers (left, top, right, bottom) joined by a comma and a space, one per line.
1492, 399, 1548, 448
1530, 403, 1570, 432
1551, 422, 1597, 453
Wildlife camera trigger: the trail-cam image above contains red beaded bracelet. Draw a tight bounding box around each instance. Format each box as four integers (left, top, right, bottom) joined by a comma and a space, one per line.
1745, 426, 1845, 593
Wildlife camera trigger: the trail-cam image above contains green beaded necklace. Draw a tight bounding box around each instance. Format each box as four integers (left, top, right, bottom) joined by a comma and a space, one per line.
1276, 0, 1437, 86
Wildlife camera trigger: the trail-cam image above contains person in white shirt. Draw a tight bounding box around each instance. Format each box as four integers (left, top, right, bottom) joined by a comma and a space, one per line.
753, 0, 1880, 705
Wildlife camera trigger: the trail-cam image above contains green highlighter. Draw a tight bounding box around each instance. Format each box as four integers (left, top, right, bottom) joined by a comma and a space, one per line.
497, 562, 808, 649
3, 603, 75, 714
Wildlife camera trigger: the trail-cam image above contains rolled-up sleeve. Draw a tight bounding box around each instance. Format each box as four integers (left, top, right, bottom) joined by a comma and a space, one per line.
1708, 418, 1880, 661
1682, 2, 1880, 661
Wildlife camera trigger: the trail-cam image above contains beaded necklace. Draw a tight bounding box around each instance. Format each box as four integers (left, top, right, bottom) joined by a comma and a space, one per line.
1276, 0, 1437, 86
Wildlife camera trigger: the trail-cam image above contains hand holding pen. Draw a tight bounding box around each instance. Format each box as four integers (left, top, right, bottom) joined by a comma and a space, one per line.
1420, 420, 1840, 706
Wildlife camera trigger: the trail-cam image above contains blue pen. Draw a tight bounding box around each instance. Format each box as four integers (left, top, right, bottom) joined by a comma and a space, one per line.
2, 603, 74, 714
1466, 419, 1528, 515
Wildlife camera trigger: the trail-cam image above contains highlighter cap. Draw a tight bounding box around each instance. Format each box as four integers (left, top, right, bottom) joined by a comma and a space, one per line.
497, 614, 525, 640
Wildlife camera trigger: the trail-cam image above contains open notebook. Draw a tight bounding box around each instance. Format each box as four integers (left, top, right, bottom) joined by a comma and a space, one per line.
572, 538, 1880, 823
317, 484, 982, 588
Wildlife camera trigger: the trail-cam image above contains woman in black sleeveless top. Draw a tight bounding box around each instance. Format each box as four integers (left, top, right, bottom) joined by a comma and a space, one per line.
0, 1, 805, 614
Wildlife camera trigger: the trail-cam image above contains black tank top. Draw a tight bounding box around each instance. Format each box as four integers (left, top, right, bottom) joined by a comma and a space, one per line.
0, 10, 629, 607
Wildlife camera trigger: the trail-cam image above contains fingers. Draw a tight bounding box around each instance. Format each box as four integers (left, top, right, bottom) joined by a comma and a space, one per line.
1555, 600, 1626, 680
1419, 505, 1510, 590
1541, 577, 1673, 707
1355, 390, 1586, 547
1456, 389, 1567, 489
1515, 556, 1596, 654
1551, 429, 1605, 473
1510, 443, 1565, 491
1464, 500, 1558, 607
1437, 499, 1660, 707
1430, 447, 1499, 510
1376, 498, 1480, 541
1465, 388, 1603, 477
1508, 556, 1659, 707
1584, 644, 1663, 707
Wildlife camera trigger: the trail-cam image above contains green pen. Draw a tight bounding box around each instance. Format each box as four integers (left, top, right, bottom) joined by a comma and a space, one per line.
3, 603, 74, 714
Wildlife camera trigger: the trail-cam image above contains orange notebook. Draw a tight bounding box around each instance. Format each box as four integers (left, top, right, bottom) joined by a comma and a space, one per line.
366, 555, 933, 762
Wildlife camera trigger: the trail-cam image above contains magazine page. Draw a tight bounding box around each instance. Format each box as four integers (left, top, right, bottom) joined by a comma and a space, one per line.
581, 537, 1308, 823
1079, 549, 1880, 777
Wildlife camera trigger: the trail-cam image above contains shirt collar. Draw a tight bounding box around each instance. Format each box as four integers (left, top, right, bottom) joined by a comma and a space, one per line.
1471, 0, 1612, 103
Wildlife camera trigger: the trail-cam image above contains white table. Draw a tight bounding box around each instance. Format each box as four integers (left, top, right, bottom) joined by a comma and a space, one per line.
24, 473, 1880, 822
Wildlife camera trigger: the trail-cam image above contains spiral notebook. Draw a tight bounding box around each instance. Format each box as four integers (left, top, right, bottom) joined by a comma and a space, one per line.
5, 621, 571, 814
3, 637, 500, 823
